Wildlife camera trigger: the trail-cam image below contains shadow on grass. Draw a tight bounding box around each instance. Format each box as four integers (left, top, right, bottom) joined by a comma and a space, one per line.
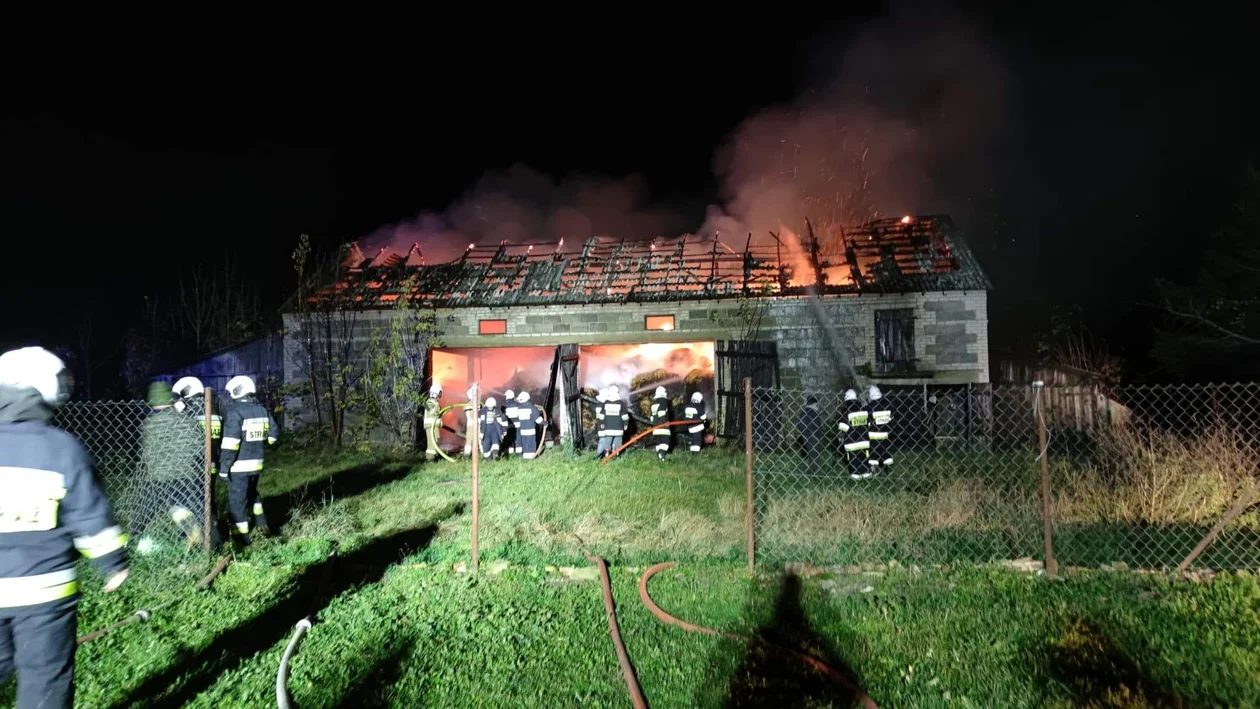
108, 504, 461, 709
262, 461, 416, 532
1045, 618, 1186, 708
699, 574, 870, 708
330, 639, 416, 708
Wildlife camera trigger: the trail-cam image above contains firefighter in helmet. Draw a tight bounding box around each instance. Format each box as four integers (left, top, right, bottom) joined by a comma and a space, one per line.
593, 388, 609, 459
649, 386, 672, 461
478, 396, 502, 458
219, 375, 277, 544
838, 389, 869, 479
134, 380, 220, 553
601, 385, 629, 459
423, 383, 442, 461
0, 346, 129, 709
516, 391, 544, 460
866, 384, 893, 475
503, 389, 519, 456
684, 392, 707, 453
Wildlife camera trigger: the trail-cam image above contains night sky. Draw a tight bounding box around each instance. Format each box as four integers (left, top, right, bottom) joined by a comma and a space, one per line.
2, 6, 1255, 385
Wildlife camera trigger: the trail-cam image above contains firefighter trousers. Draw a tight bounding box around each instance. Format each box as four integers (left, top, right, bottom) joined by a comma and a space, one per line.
228, 472, 268, 540
0, 605, 77, 709
653, 431, 671, 452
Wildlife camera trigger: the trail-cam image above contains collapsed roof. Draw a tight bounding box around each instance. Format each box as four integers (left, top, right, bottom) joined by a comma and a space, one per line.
303, 215, 991, 309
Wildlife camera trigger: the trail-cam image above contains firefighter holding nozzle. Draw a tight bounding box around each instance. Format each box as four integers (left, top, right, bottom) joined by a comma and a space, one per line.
0, 347, 129, 709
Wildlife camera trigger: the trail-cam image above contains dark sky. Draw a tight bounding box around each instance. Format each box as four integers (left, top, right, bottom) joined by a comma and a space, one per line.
2, 5, 1256, 377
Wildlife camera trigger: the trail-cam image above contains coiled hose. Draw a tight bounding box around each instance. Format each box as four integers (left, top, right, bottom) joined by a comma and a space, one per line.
276, 547, 339, 709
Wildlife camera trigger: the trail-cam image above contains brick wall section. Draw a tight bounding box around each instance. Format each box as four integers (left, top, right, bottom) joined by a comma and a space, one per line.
281, 290, 989, 419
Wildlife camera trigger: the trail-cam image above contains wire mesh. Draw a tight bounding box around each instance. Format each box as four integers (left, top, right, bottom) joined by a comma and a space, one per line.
53, 400, 215, 592
751, 383, 1260, 571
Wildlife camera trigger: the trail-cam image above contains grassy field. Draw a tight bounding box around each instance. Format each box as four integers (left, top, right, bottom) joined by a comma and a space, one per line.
4, 445, 1260, 707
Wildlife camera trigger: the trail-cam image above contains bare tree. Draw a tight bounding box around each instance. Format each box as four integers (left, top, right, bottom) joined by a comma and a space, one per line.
175, 254, 265, 356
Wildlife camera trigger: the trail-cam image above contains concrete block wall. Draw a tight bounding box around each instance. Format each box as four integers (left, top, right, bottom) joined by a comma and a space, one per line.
281, 290, 988, 423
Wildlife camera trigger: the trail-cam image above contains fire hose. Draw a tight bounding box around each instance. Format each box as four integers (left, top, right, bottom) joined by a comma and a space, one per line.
599, 420, 700, 465
637, 562, 879, 709
276, 546, 339, 709
584, 552, 650, 709
76, 554, 233, 646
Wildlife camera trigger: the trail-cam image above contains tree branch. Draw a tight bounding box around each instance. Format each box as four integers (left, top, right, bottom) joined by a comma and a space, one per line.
1161, 302, 1260, 346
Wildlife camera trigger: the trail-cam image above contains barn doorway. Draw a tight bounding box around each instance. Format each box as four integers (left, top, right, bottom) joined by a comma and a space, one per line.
429, 346, 556, 452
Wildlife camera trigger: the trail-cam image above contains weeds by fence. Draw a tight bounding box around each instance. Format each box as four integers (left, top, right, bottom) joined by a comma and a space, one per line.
750, 383, 1260, 570
54, 400, 215, 592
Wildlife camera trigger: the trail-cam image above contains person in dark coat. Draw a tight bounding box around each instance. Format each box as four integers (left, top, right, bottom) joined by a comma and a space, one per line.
649, 386, 672, 461
798, 395, 823, 458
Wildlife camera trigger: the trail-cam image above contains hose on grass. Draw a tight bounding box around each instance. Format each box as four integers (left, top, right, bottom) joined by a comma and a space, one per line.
637, 562, 880, 709
599, 420, 700, 465
76, 554, 233, 646
584, 552, 650, 709
276, 546, 339, 709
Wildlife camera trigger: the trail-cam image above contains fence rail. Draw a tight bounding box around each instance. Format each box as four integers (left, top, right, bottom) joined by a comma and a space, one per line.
750, 382, 1260, 571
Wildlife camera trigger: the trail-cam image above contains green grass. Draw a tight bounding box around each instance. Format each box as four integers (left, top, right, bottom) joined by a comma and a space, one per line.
3, 445, 1260, 707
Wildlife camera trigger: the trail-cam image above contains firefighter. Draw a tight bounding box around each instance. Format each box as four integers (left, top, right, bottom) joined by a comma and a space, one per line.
503, 389, 519, 457
838, 389, 870, 479
684, 392, 707, 453
516, 391, 545, 460
134, 381, 219, 553
462, 386, 477, 458
0, 346, 129, 709
798, 395, 823, 458
219, 375, 278, 545
173, 376, 222, 544
478, 396, 502, 458
602, 385, 629, 457
594, 388, 609, 459
867, 384, 893, 475
649, 386, 672, 461
423, 384, 442, 461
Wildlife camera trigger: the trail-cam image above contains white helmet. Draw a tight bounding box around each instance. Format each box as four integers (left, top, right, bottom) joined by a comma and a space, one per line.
609, 385, 620, 398
429, 384, 442, 398
466, 385, 477, 400
654, 386, 667, 398
505, 389, 515, 401
596, 388, 607, 402
485, 396, 497, 408
172, 376, 205, 400
844, 389, 857, 402
226, 375, 256, 400
517, 391, 529, 403
868, 384, 882, 401
691, 392, 703, 403
0, 347, 71, 406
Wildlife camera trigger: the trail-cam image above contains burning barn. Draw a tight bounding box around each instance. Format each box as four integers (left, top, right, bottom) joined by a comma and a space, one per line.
282, 215, 990, 450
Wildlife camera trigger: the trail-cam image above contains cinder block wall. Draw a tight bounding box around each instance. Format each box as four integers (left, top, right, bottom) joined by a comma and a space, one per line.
281, 290, 988, 423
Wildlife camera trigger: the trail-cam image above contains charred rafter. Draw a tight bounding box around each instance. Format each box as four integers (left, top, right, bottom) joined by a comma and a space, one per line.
301, 215, 990, 310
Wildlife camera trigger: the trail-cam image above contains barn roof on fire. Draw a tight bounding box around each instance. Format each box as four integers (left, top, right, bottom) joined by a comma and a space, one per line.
301, 215, 991, 309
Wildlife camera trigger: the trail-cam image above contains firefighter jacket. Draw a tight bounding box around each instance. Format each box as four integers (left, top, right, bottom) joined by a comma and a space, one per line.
517, 401, 544, 435
504, 401, 520, 430
838, 400, 866, 441
0, 386, 128, 616
140, 407, 205, 482
478, 405, 501, 450
650, 396, 672, 436
683, 399, 707, 434
868, 399, 892, 442
189, 397, 223, 474
594, 397, 606, 437
602, 398, 629, 436
219, 396, 278, 475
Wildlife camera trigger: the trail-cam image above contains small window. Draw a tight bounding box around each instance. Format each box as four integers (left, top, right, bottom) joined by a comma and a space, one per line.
645, 315, 675, 331
479, 319, 508, 335
875, 309, 916, 374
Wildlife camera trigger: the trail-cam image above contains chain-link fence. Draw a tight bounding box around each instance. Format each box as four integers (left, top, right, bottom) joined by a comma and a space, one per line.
54, 401, 216, 591
750, 383, 1260, 571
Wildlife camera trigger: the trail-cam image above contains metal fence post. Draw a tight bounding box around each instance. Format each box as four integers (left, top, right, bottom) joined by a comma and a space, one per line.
744, 377, 754, 573
1035, 383, 1057, 578
204, 389, 213, 553
471, 385, 480, 575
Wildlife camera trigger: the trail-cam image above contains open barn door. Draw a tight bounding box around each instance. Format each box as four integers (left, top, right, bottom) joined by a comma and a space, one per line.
715, 341, 780, 441
557, 343, 584, 452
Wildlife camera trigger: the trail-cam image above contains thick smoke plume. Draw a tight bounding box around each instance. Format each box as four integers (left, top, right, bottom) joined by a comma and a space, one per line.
701, 7, 1011, 254
361, 7, 1010, 263
360, 165, 689, 263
